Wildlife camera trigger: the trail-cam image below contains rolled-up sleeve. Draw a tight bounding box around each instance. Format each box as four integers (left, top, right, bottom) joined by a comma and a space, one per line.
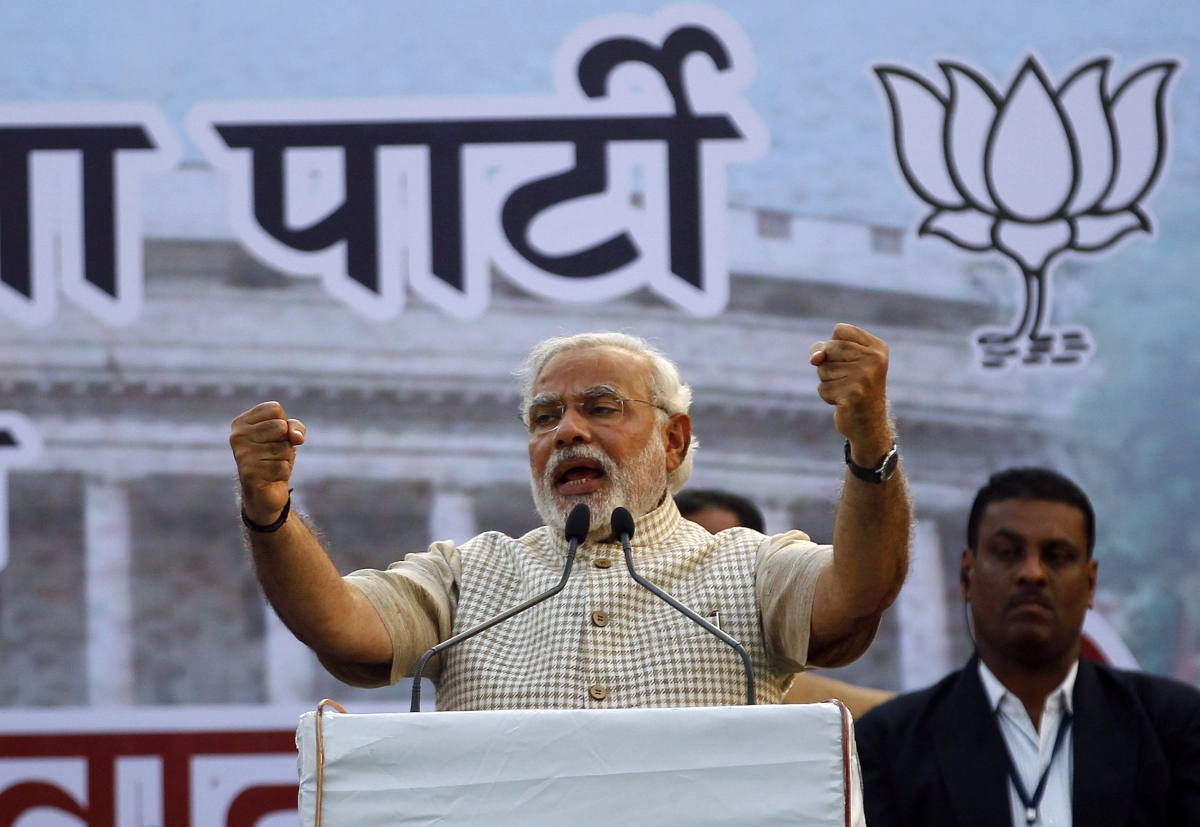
755, 531, 834, 675
317, 541, 460, 687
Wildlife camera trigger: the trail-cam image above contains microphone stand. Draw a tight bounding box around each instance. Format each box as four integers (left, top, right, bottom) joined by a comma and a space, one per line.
611, 507, 756, 705
408, 504, 590, 712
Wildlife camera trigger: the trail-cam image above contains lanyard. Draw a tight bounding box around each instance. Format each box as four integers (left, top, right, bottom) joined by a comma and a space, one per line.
998, 707, 1073, 826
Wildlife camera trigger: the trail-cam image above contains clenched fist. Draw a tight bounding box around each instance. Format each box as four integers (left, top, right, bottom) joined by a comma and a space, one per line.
230, 402, 307, 524
809, 324, 893, 466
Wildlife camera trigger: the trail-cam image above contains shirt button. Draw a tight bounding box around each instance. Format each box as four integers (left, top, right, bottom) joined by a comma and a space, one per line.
588, 684, 607, 701
594, 557, 612, 569
591, 610, 610, 627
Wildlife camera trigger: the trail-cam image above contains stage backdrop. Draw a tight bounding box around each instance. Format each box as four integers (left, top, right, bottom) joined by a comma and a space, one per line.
1, 1, 1198, 824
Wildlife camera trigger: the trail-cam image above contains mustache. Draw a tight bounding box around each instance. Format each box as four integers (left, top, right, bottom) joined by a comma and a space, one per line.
543, 445, 616, 484
1005, 589, 1054, 612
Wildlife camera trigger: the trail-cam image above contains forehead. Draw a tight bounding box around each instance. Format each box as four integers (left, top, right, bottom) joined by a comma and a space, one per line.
533, 346, 653, 399
977, 498, 1088, 549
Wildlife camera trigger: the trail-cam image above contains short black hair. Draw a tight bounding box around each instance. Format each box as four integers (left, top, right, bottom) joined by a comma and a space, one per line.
675, 489, 765, 533
967, 467, 1095, 556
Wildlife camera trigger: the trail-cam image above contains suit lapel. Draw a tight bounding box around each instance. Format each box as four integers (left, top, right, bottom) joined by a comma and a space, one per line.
1071, 660, 1137, 827
931, 660, 1013, 827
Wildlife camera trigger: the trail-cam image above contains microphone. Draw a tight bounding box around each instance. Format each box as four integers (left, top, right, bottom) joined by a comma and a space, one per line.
409, 503, 590, 711
610, 506, 757, 705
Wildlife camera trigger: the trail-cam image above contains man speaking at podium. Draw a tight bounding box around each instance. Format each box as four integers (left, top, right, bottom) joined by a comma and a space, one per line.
230, 327, 911, 709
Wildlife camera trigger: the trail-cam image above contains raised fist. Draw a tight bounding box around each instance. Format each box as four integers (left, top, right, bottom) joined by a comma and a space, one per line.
230, 401, 306, 524
809, 324, 893, 464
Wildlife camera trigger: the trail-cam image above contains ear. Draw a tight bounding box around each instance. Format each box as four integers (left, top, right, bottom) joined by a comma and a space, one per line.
1086, 557, 1098, 610
662, 413, 692, 473
959, 548, 973, 601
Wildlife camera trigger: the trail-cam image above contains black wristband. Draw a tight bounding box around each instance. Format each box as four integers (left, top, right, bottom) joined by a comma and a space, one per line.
241, 490, 292, 533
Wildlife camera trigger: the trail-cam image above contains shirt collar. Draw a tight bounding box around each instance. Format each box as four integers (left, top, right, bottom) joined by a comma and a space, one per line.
542, 491, 685, 558
622, 492, 684, 548
978, 658, 1079, 716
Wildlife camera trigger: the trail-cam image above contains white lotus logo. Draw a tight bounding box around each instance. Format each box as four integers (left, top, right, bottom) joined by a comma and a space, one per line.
875, 55, 1178, 367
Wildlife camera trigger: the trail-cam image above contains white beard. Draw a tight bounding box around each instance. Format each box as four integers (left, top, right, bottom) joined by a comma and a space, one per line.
532, 437, 668, 541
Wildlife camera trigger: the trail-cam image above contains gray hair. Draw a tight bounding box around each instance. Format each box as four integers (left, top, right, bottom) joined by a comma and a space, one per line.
518, 332, 698, 493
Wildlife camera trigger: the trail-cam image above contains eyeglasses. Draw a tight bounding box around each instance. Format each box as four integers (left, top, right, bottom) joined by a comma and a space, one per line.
523, 393, 666, 434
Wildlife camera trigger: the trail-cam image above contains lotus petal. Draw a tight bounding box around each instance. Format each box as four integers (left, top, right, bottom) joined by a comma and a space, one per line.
987, 59, 1076, 221
942, 62, 999, 212
921, 208, 994, 251
1058, 60, 1116, 214
875, 67, 964, 208
1101, 62, 1178, 210
995, 217, 1072, 272
1073, 209, 1149, 251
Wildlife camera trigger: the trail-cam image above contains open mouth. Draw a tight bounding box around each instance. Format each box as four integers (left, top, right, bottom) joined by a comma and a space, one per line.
555, 457, 606, 495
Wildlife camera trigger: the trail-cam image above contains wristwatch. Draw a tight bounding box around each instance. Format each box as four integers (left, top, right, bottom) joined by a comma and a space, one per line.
844, 440, 899, 484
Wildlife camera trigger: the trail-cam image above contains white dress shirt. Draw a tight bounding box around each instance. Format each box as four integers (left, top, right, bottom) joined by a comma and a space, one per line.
979, 659, 1078, 827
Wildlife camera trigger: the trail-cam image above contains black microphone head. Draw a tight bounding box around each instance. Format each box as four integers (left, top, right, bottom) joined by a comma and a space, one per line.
610, 507, 635, 541
564, 503, 591, 545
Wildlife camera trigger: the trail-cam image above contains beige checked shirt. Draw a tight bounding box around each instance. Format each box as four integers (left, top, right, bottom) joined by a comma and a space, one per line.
324, 496, 832, 709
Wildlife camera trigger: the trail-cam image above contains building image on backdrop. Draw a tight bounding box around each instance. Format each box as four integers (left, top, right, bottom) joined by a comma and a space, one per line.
1, 202, 1073, 707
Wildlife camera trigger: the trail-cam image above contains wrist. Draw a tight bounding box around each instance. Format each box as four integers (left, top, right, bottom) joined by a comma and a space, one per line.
241, 492, 293, 534
847, 432, 894, 467
239, 487, 291, 529
844, 440, 899, 485
242, 505, 283, 525
839, 400, 892, 463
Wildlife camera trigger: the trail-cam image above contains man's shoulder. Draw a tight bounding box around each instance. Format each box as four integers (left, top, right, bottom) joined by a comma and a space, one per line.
459, 524, 557, 545
750, 528, 829, 567
856, 667, 966, 739
1088, 661, 1200, 722
457, 526, 562, 565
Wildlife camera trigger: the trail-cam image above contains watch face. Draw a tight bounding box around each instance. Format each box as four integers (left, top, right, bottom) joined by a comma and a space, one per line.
878, 448, 899, 482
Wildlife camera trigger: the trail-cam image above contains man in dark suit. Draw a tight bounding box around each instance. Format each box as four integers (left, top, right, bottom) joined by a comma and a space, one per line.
855, 467, 1200, 826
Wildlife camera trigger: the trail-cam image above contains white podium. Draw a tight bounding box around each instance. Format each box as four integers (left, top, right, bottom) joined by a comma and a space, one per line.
297, 702, 864, 827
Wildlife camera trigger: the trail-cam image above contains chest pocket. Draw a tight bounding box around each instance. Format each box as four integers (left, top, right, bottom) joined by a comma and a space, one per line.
636, 574, 731, 639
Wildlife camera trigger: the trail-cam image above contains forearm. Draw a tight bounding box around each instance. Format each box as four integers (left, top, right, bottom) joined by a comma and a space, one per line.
805, 325, 912, 665
830, 463, 911, 615
248, 513, 391, 665
808, 466, 911, 666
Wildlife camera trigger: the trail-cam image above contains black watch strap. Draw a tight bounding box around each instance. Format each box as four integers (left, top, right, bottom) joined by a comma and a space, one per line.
844, 441, 899, 484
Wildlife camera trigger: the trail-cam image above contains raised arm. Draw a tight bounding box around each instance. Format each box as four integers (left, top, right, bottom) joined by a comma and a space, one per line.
806, 324, 911, 667
231, 401, 392, 667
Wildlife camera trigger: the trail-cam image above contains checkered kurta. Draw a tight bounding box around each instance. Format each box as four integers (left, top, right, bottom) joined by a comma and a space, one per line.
334, 497, 831, 710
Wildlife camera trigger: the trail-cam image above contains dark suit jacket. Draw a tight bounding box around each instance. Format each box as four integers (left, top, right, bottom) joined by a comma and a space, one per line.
855, 657, 1200, 826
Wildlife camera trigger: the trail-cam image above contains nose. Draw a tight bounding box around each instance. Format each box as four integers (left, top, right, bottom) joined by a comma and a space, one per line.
1014, 551, 1049, 586
555, 404, 593, 446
